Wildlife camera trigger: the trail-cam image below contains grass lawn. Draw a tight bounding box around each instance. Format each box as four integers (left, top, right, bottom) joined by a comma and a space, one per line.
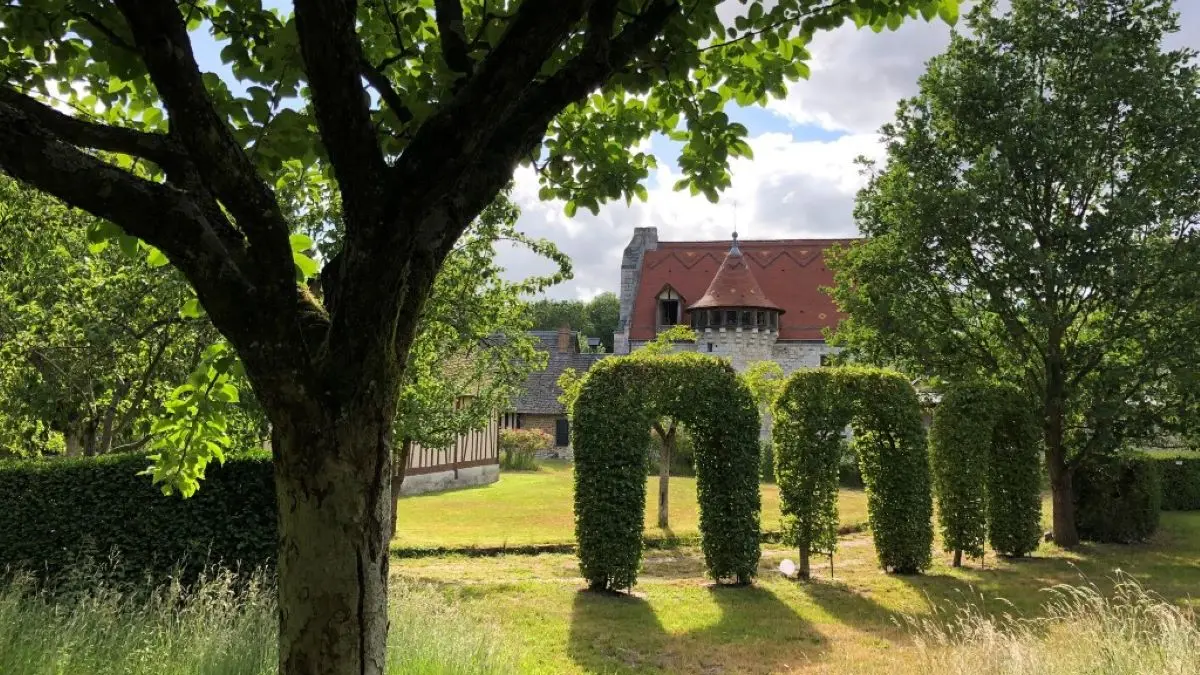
395, 511, 1200, 674
394, 461, 869, 550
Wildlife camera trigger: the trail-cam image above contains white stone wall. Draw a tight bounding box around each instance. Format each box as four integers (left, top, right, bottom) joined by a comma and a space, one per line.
771, 341, 833, 375
399, 463, 499, 496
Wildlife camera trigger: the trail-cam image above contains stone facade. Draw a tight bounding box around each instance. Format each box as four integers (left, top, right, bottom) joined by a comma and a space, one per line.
614, 227, 659, 356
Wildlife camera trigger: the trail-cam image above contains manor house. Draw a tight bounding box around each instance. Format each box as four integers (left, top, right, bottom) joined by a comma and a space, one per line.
613, 227, 848, 373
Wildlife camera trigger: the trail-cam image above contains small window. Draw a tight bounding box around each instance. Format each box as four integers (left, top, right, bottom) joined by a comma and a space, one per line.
756, 311, 766, 327
741, 310, 752, 326
710, 310, 720, 326
707, 343, 714, 353
555, 418, 570, 447
769, 312, 778, 328
660, 299, 680, 325
725, 310, 738, 325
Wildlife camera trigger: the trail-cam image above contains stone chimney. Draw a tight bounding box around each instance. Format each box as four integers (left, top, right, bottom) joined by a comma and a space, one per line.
557, 324, 573, 353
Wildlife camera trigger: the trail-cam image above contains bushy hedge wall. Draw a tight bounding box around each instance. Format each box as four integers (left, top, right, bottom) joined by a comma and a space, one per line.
1154, 457, 1200, 511
771, 369, 852, 578
845, 368, 933, 574
929, 382, 992, 563
1075, 455, 1162, 543
986, 387, 1042, 557
929, 382, 1041, 562
572, 353, 760, 591
0, 451, 275, 583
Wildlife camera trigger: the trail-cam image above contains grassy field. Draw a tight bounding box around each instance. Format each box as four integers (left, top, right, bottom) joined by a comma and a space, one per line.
395, 511, 1200, 674
394, 461, 869, 550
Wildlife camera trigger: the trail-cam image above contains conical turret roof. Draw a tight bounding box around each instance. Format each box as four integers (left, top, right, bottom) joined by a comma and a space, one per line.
687, 233, 784, 313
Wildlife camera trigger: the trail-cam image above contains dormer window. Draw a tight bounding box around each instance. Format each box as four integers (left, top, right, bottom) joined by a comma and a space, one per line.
657, 287, 683, 328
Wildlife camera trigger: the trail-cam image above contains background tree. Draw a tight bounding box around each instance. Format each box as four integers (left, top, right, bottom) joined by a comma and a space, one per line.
0, 1, 960, 671
526, 291, 620, 352
829, 0, 1200, 547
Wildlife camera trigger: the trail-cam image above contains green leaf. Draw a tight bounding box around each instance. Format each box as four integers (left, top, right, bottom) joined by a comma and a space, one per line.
146, 247, 169, 268
289, 233, 314, 252
564, 200, 578, 218
181, 298, 203, 318
293, 250, 318, 280
938, 0, 959, 26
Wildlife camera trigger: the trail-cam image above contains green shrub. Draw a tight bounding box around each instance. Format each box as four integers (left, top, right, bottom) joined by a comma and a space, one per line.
1075, 455, 1162, 543
498, 428, 549, 471
0, 452, 274, 584
929, 382, 992, 564
772, 369, 852, 578
986, 387, 1042, 558
573, 353, 760, 590
838, 446, 863, 487
759, 440, 774, 483
844, 368, 933, 574
1153, 457, 1200, 511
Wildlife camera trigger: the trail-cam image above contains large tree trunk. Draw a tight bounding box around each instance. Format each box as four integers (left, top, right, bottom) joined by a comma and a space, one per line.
798, 547, 810, 580
1044, 355, 1079, 547
271, 403, 394, 675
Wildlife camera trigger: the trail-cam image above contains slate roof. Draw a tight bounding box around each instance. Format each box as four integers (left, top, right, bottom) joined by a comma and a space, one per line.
510, 331, 606, 415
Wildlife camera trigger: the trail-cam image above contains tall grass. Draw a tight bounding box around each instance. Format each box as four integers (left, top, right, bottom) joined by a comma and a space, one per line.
903, 576, 1200, 675
0, 570, 516, 675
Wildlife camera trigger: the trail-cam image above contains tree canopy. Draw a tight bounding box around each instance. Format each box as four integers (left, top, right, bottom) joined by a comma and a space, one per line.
829, 0, 1200, 546
526, 291, 619, 352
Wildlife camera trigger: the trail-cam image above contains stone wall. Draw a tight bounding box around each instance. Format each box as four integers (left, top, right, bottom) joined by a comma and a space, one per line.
522, 413, 575, 460
399, 463, 499, 496
614, 227, 660, 355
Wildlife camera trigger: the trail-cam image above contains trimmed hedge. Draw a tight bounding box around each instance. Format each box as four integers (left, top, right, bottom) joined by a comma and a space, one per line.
929, 382, 1042, 563
1075, 455, 1162, 543
845, 368, 933, 574
572, 353, 761, 591
0, 451, 275, 584
772, 369, 853, 578
1154, 457, 1200, 511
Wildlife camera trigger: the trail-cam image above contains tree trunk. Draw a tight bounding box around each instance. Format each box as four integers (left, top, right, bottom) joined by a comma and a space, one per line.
952, 549, 962, 568
1044, 354, 1079, 547
657, 424, 674, 530
273, 408, 393, 675
390, 439, 412, 540
798, 547, 810, 580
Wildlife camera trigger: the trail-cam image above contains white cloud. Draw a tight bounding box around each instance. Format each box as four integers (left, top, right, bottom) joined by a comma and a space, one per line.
502, 131, 882, 300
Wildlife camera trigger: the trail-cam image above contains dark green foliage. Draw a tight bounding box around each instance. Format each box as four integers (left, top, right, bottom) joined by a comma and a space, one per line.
772, 370, 853, 576
929, 382, 992, 561
1154, 457, 1200, 511
0, 452, 274, 584
759, 440, 775, 484
839, 448, 864, 487
929, 382, 1042, 561
845, 368, 933, 574
1075, 456, 1162, 543
573, 353, 760, 591
987, 388, 1043, 557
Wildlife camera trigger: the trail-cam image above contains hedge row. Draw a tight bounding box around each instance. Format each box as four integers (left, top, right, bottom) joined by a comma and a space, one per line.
572, 353, 761, 591
1075, 455, 1161, 543
1153, 457, 1200, 511
772, 367, 932, 576
0, 452, 275, 584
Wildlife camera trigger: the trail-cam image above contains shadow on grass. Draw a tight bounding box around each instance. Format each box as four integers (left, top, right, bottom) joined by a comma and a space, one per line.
567, 584, 824, 674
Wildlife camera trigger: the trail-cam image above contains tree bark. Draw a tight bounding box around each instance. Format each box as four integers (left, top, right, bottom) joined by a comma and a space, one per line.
1044, 354, 1080, 547
272, 407, 393, 675
390, 439, 413, 540
952, 549, 962, 568
798, 547, 810, 580
656, 423, 675, 530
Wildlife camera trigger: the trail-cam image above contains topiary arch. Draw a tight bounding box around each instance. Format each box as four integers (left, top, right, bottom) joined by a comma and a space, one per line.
773, 366, 932, 575
572, 352, 761, 591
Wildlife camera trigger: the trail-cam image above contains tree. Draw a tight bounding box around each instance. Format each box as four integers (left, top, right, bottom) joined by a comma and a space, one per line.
0, 1, 961, 671
527, 291, 620, 352
829, 0, 1200, 547
0, 175, 262, 458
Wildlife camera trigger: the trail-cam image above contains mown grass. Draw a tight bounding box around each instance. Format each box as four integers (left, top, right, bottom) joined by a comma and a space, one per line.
0, 571, 516, 675
394, 511, 1200, 674
394, 460, 870, 550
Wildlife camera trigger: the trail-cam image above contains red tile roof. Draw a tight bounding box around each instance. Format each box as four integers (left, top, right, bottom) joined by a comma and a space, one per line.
630, 238, 854, 341
688, 242, 783, 312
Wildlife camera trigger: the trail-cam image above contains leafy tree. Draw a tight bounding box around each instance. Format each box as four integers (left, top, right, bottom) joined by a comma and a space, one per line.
527, 291, 620, 352
0, 176, 262, 458
829, 0, 1200, 547
743, 360, 785, 414
0, 1, 961, 670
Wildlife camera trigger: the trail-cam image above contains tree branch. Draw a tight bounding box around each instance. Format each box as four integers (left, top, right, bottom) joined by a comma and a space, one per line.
294, 0, 390, 229
0, 86, 182, 168
434, 0, 473, 76
360, 58, 414, 124
112, 0, 293, 288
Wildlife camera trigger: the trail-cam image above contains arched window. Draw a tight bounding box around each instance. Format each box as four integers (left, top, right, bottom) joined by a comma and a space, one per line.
657, 287, 683, 328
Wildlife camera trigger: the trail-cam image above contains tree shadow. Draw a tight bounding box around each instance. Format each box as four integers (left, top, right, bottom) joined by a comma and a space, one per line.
797, 576, 898, 636
567, 583, 825, 674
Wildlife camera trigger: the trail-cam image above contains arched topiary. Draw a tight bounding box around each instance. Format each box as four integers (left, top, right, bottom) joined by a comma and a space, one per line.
771, 369, 852, 579
572, 352, 760, 591
987, 384, 1042, 557
846, 368, 932, 574
773, 366, 931, 575
929, 382, 993, 566
929, 381, 1042, 562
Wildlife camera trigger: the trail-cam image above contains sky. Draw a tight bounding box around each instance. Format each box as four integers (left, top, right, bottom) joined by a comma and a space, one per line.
497, 2, 1200, 301
186, 2, 1200, 302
